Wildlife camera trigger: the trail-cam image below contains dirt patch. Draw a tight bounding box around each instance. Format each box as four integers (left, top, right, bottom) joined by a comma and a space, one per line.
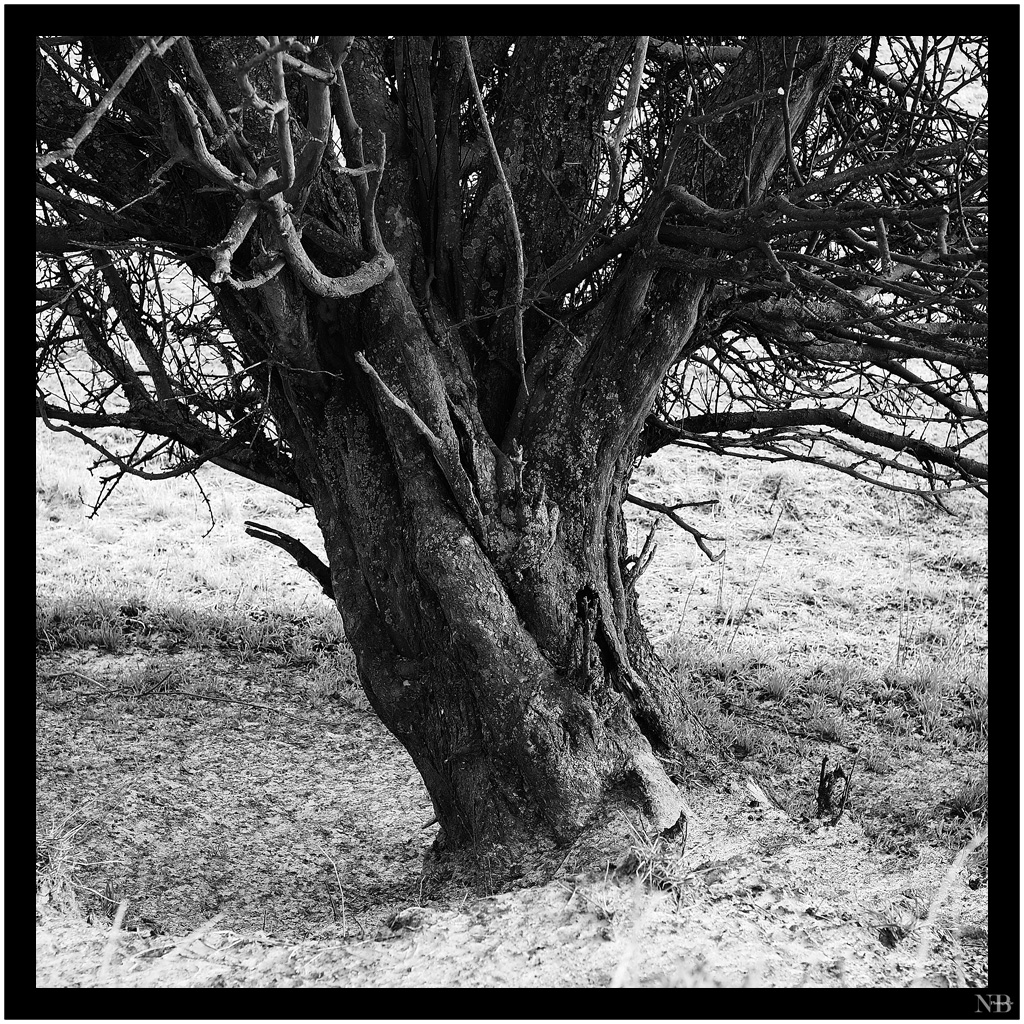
36, 649, 430, 944
36, 648, 986, 988
36, 759, 987, 988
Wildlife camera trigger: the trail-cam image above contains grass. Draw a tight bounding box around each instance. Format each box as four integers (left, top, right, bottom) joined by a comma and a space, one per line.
615, 837, 691, 908
666, 633, 988, 854
944, 775, 988, 822
36, 589, 347, 657
36, 796, 130, 917
639, 434, 987, 863
36, 418, 988, 986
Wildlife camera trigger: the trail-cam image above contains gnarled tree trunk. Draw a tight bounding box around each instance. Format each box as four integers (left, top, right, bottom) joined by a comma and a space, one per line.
219, 262, 692, 854
220, 37, 855, 854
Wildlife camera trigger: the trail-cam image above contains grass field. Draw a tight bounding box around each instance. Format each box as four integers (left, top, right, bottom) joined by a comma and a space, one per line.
36, 418, 988, 987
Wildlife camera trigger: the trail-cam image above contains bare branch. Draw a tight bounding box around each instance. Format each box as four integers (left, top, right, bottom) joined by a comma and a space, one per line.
208, 200, 260, 284
255, 35, 335, 82
780, 39, 804, 187
244, 521, 334, 597
461, 36, 528, 400
354, 351, 485, 539
625, 492, 725, 563
658, 408, 987, 483
533, 37, 649, 303
167, 81, 254, 195
36, 36, 181, 170
176, 37, 256, 181
648, 39, 742, 65
268, 36, 296, 190
272, 196, 394, 299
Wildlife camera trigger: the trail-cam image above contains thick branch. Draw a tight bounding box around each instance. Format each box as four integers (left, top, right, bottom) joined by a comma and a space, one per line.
660, 408, 987, 482
354, 351, 485, 540
462, 36, 527, 398
244, 521, 334, 598
648, 39, 742, 65
272, 195, 395, 299
37, 36, 181, 170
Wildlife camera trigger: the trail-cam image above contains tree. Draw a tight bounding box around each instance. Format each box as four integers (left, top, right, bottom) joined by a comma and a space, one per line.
36, 36, 988, 861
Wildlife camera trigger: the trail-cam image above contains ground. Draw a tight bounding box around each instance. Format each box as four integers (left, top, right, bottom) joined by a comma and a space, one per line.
36, 418, 988, 988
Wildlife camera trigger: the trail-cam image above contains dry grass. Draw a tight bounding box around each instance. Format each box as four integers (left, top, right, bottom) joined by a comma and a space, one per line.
36, 419, 988, 987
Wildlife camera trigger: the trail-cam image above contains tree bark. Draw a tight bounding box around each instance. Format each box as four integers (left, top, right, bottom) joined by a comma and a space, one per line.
195, 36, 708, 857
215, 262, 690, 857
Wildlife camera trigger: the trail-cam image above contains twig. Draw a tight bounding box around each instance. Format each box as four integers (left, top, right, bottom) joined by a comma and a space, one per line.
323, 850, 348, 936
97, 899, 129, 981
816, 756, 830, 817
86, 683, 307, 723
551, 826, 591, 879
674, 569, 701, 640
38, 670, 114, 691
936, 205, 950, 256
876, 216, 892, 274
151, 688, 305, 721
163, 914, 225, 959
625, 492, 724, 562
912, 826, 988, 984
728, 505, 782, 652
224, 258, 285, 291
37, 395, 246, 486
461, 36, 527, 399
37, 36, 181, 170
830, 756, 856, 826
625, 519, 658, 592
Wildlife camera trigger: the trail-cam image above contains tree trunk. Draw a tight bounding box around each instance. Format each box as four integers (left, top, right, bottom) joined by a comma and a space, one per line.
209, 36, 860, 859
217, 263, 690, 858
36, 34, 864, 862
